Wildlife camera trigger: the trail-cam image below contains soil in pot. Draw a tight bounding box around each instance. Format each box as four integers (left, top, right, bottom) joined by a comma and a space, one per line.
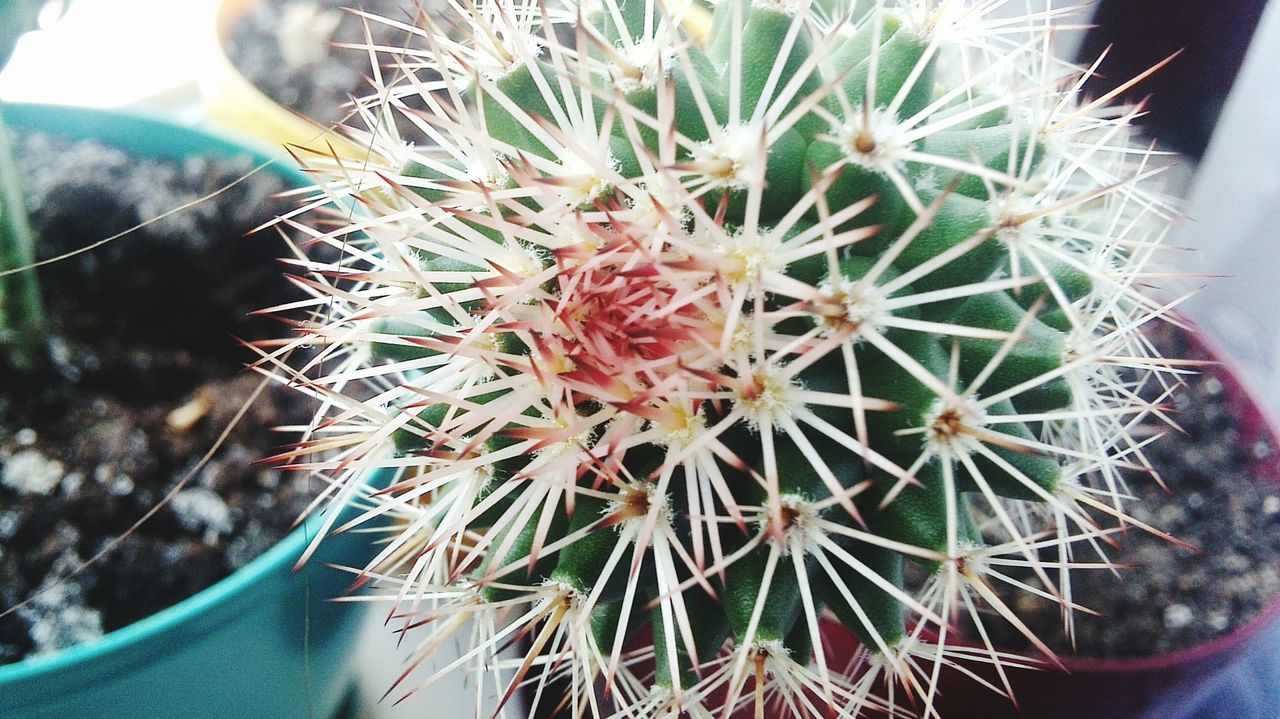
963, 322, 1280, 659
0, 129, 318, 664
225, 0, 429, 128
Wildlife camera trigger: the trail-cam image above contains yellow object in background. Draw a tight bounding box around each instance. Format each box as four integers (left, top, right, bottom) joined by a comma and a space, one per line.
202, 0, 373, 160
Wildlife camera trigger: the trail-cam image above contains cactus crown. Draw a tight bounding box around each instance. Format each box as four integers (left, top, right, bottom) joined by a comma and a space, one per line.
272, 0, 1180, 716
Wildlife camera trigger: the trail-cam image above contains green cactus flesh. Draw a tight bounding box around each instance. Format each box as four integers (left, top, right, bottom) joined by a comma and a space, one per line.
281, 0, 1181, 716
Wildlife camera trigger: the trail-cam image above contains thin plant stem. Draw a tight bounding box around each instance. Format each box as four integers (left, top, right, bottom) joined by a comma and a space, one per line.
0, 99, 44, 371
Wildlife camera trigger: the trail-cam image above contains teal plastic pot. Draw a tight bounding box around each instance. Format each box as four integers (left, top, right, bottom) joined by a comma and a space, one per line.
0, 104, 372, 719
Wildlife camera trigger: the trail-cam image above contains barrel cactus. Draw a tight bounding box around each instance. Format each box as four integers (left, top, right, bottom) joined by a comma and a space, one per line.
269, 0, 1181, 716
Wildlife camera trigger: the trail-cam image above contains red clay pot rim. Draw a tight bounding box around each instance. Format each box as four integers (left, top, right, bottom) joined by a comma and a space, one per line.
1053, 320, 1280, 673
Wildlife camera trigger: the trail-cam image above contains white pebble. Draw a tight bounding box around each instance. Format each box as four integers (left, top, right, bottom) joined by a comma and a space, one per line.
258, 470, 280, 490
1163, 603, 1194, 630
278, 1, 343, 67
1210, 613, 1231, 632
1264, 496, 1280, 515
170, 488, 233, 544
47, 337, 75, 378
2, 450, 65, 496
25, 605, 104, 655
18, 570, 105, 654
14, 428, 37, 446
109, 473, 135, 496
0, 510, 18, 539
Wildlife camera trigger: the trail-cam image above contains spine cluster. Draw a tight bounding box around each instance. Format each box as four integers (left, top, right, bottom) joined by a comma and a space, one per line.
267, 1, 1182, 716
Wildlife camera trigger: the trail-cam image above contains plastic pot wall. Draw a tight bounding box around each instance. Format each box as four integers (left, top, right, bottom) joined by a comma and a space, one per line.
201, 0, 370, 160
0, 104, 372, 719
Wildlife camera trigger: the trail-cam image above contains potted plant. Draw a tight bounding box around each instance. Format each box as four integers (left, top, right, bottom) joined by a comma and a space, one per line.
909, 2, 1276, 715
919, 321, 1280, 719
0, 98, 376, 718
259, 0, 1265, 716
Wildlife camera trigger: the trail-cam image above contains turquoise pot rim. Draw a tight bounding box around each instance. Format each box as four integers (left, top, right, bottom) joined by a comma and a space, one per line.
0, 102, 348, 686
0, 102, 308, 186
0, 511, 341, 684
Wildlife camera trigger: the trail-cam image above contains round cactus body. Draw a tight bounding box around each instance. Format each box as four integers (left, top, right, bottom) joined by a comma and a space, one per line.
272, 1, 1183, 716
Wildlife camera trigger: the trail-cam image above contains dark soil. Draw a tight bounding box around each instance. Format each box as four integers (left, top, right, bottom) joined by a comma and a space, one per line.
0, 130, 318, 664
970, 323, 1280, 659
225, 0, 428, 127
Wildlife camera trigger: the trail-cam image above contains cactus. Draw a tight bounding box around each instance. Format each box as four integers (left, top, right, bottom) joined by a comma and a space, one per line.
269, 0, 1182, 716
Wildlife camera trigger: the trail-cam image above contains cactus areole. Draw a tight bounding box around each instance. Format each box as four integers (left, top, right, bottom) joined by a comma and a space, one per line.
273, 0, 1182, 716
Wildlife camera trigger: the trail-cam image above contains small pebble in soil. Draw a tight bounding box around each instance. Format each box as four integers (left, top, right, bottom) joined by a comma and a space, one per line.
1163, 603, 1194, 630
17, 554, 103, 657
278, 0, 344, 67
109, 474, 135, 497
60, 472, 83, 495
1, 450, 65, 496
1203, 376, 1224, 396
170, 488, 234, 545
0, 511, 18, 541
